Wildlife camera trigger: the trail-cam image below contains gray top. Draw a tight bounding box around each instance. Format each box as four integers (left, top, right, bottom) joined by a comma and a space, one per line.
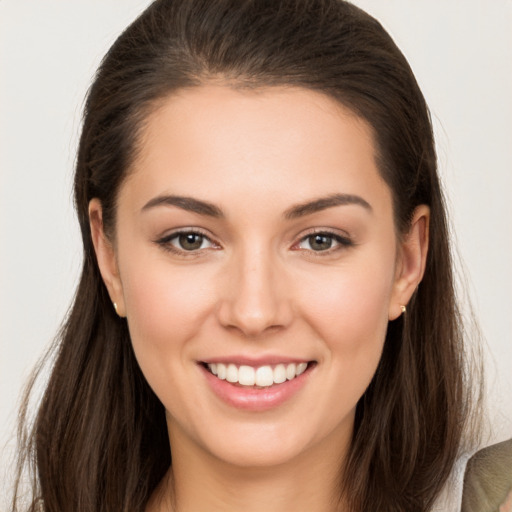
461, 438, 512, 512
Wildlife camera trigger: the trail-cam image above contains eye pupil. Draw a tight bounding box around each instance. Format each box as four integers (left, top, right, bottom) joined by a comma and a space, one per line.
179, 233, 203, 250
309, 234, 332, 251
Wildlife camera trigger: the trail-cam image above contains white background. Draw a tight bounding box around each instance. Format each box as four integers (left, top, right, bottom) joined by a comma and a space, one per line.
1, 0, 511, 506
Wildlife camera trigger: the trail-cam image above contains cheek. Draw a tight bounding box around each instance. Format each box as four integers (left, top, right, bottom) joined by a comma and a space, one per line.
298, 257, 395, 364
119, 260, 219, 421
285, 258, 396, 442
119, 256, 216, 364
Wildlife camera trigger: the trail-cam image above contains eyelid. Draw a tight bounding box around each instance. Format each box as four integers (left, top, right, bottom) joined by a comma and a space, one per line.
291, 228, 354, 252
154, 227, 353, 255
155, 227, 221, 254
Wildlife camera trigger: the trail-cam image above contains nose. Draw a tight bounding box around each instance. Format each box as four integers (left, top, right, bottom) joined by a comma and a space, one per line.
216, 246, 293, 338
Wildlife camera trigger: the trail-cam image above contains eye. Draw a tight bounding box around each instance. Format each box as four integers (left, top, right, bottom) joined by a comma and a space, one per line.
156, 230, 217, 253
296, 231, 352, 252
174, 232, 210, 251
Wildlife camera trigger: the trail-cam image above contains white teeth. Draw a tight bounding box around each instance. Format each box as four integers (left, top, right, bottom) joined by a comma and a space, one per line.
273, 364, 287, 384
206, 362, 310, 387
226, 364, 238, 383
286, 363, 296, 380
216, 363, 227, 380
255, 366, 274, 387
296, 362, 307, 376
238, 365, 255, 386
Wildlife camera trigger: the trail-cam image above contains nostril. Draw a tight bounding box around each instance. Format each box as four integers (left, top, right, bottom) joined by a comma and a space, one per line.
215, 268, 293, 336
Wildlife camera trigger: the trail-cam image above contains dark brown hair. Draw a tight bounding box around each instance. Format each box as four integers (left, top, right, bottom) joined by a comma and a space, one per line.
13, 1, 481, 510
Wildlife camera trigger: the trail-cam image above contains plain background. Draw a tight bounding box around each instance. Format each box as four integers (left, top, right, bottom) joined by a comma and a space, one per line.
1, 0, 511, 506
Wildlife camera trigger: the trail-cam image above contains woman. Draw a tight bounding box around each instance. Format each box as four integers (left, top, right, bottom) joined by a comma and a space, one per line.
12, 1, 481, 511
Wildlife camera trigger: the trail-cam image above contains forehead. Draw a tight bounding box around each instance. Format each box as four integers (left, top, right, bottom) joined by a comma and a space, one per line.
121, 85, 392, 216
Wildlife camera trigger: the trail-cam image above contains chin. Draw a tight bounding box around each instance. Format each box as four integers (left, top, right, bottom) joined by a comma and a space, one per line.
209, 434, 313, 469
190, 412, 353, 471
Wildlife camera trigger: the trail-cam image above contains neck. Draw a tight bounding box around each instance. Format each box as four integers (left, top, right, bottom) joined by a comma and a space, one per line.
148, 423, 351, 512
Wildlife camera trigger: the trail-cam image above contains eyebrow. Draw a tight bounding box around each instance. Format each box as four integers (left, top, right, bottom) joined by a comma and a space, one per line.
283, 193, 372, 219
142, 195, 224, 218
141, 192, 371, 219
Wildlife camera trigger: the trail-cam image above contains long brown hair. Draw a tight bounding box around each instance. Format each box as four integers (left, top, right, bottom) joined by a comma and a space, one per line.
13, 1, 481, 510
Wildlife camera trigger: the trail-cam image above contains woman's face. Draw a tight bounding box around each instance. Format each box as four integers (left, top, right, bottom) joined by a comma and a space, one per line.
92, 85, 425, 469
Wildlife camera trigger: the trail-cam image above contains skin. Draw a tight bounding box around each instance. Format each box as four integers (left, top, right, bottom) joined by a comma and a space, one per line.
501, 491, 512, 512
90, 85, 429, 511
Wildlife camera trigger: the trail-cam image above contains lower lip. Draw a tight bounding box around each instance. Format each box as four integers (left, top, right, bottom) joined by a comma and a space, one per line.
200, 364, 314, 411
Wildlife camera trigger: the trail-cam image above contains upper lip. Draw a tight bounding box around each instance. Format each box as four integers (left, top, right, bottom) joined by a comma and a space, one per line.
200, 355, 314, 366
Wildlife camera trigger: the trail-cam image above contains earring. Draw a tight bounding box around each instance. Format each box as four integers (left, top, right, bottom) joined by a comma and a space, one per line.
113, 302, 119, 315
400, 305, 407, 314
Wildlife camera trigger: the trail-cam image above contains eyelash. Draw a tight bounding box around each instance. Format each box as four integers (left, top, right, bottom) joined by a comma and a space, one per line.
292, 229, 354, 254
155, 229, 219, 256
155, 228, 354, 256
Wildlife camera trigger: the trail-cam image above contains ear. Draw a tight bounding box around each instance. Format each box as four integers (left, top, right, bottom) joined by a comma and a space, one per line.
89, 198, 126, 317
388, 205, 430, 320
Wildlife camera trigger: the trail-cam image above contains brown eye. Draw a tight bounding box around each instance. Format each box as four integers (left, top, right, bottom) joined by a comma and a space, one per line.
156, 230, 216, 253
296, 231, 353, 252
178, 233, 205, 251
308, 234, 333, 251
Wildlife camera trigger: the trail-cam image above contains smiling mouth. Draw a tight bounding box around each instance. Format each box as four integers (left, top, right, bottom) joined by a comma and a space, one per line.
202, 361, 315, 388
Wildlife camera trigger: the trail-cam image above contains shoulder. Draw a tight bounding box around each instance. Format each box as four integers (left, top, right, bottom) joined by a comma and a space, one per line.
461, 438, 512, 512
